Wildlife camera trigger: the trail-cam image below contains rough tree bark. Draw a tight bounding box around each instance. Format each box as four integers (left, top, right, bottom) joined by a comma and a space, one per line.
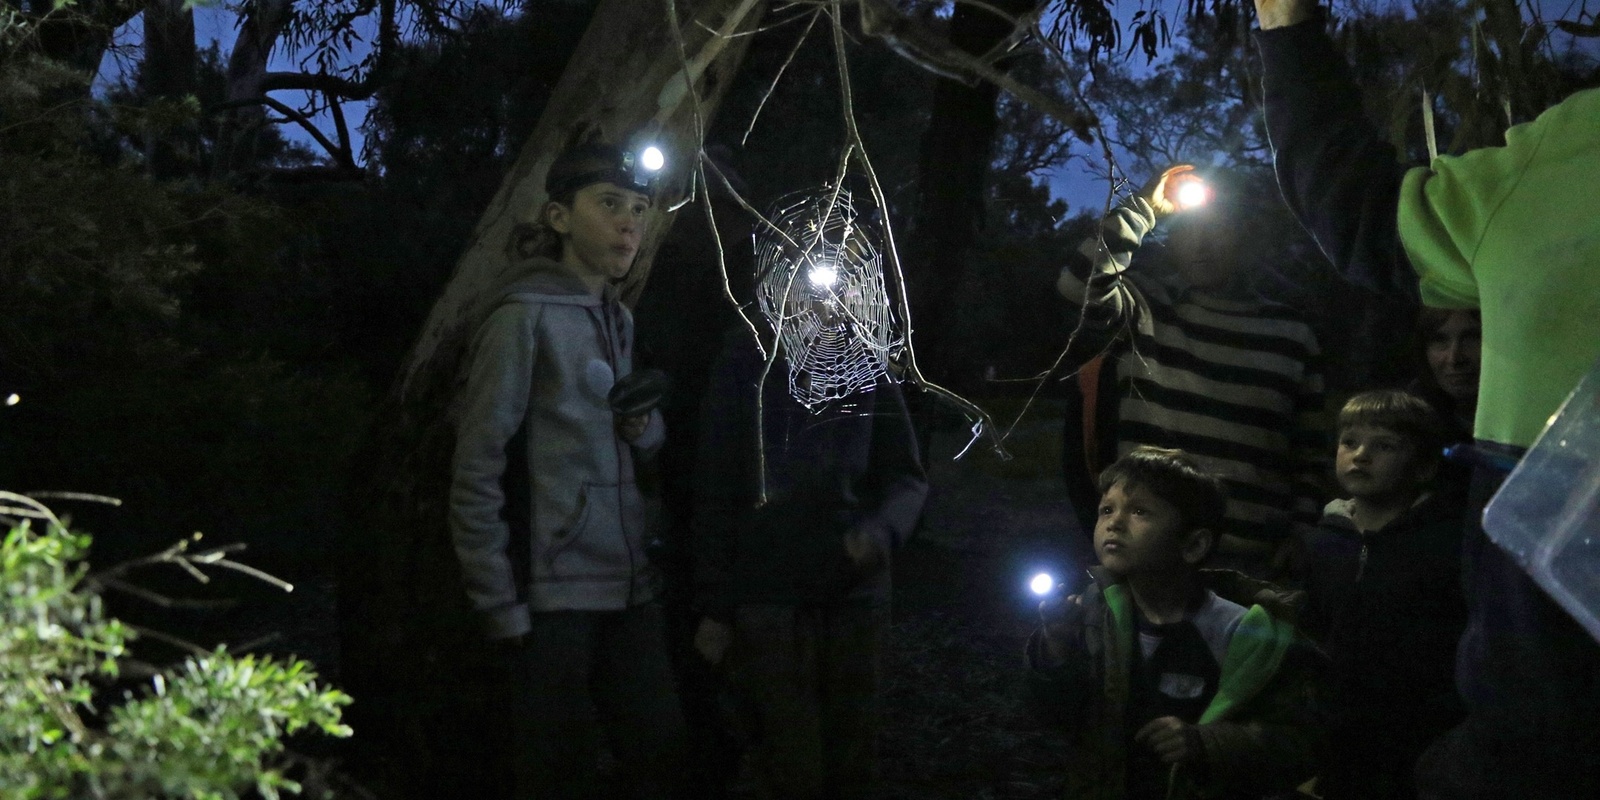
337, 1, 765, 795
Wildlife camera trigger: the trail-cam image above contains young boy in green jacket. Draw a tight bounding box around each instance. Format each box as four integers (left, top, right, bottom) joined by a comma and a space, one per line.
1027, 446, 1323, 800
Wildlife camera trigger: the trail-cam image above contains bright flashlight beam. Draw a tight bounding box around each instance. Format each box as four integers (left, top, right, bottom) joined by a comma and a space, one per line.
1030, 573, 1056, 597
640, 146, 665, 172
1176, 181, 1209, 209
808, 264, 838, 288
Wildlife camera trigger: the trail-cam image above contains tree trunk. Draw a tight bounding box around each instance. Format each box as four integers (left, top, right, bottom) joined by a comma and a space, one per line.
214, 0, 293, 177
140, 0, 195, 177
337, 2, 764, 795
902, 0, 1037, 402
28, 0, 146, 84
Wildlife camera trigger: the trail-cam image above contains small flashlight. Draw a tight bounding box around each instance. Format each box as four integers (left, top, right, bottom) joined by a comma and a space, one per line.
1175, 180, 1209, 210
1029, 572, 1057, 597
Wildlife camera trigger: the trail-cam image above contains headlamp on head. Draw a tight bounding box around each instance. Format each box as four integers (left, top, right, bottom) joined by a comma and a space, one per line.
545, 142, 667, 202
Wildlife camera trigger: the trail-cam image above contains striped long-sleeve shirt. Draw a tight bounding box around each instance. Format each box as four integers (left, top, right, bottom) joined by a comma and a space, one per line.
1060, 197, 1328, 548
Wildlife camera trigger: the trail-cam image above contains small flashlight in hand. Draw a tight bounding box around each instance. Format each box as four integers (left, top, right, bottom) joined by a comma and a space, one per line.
1175, 179, 1210, 210
1030, 572, 1058, 597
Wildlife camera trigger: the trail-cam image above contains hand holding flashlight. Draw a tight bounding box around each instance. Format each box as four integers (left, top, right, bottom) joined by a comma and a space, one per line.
1031, 572, 1085, 664
1142, 164, 1207, 219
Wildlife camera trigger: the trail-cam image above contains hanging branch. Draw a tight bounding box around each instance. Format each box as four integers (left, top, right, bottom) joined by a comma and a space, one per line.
826, 2, 1009, 460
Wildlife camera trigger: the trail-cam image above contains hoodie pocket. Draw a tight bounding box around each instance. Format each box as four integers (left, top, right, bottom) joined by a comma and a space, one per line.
541, 481, 643, 575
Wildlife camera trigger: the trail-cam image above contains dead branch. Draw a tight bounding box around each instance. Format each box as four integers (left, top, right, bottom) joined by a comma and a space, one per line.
856, 0, 1096, 142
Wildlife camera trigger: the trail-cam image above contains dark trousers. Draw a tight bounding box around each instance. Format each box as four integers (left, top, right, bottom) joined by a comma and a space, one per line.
734, 603, 886, 800
508, 605, 686, 800
1417, 461, 1600, 799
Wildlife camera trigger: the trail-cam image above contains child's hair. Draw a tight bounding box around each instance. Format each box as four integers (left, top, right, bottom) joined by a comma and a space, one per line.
1097, 446, 1228, 536
508, 138, 635, 262
1338, 390, 1447, 460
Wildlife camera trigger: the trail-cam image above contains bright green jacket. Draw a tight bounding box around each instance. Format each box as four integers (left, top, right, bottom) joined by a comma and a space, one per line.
1398, 87, 1600, 448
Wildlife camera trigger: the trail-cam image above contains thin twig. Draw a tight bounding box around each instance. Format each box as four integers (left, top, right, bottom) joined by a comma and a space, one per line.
126, 623, 211, 658
100, 577, 239, 611
742, 8, 822, 146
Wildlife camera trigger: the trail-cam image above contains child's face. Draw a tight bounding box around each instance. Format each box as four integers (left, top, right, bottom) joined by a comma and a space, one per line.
1336, 424, 1426, 504
549, 182, 651, 282
1093, 481, 1199, 578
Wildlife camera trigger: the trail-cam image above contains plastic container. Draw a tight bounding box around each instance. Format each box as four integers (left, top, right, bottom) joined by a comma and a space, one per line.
1483, 355, 1600, 643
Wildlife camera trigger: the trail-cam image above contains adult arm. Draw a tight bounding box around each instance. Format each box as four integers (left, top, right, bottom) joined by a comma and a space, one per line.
449, 304, 541, 640
1254, 3, 1420, 300
1056, 194, 1161, 329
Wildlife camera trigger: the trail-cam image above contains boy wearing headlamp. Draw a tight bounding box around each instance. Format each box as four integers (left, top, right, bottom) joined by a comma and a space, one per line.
449, 137, 683, 799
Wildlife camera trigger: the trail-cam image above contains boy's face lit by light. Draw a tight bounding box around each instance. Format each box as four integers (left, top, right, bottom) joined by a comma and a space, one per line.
1093, 481, 1193, 577
549, 182, 651, 281
1336, 424, 1428, 504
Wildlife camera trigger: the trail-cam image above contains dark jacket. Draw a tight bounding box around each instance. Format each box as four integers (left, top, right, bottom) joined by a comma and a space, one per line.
1255, 12, 1418, 301
1026, 568, 1324, 800
1301, 494, 1467, 797
1305, 496, 1465, 723
691, 329, 928, 621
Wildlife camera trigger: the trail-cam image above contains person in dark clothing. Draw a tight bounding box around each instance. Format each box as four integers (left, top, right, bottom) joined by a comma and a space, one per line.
1301, 390, 1466, 799
1252, 1, 1600, 795
690, 324, 928, 800
1028, 446, 1323, 800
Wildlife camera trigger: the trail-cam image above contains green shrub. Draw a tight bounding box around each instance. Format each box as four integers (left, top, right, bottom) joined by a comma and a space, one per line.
0, 494, 351, 800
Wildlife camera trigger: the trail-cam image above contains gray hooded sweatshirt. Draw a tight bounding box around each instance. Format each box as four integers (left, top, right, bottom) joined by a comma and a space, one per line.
450, 260, 664, 639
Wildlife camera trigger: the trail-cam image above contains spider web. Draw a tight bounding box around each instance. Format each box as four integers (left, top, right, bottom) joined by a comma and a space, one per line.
755, 185, 900, 409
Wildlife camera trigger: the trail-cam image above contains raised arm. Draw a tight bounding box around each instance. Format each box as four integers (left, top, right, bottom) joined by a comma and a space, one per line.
1254, 1, 1419, 300
1057, 166, 1197, 327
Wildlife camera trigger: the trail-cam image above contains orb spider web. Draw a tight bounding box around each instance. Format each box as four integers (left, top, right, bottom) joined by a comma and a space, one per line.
755, 185, 900, 410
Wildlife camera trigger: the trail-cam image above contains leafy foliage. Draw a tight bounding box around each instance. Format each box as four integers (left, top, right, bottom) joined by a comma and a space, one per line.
0, 507, 350, 800
0, 10, 372, 564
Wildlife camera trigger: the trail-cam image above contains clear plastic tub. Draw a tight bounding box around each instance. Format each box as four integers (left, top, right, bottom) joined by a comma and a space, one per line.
1483, 355, 1600, 643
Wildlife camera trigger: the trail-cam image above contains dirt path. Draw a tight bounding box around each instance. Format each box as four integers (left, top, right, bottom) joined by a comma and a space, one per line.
878, 414, 1094, 799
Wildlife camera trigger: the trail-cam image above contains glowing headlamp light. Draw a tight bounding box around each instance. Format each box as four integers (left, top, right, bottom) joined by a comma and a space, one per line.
547, 143, 667, 200
622, 144, 666, 192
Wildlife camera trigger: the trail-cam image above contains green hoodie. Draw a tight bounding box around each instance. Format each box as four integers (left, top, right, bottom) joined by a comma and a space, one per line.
1397, 87, 1600, 448
1027, 569, 1323, 800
